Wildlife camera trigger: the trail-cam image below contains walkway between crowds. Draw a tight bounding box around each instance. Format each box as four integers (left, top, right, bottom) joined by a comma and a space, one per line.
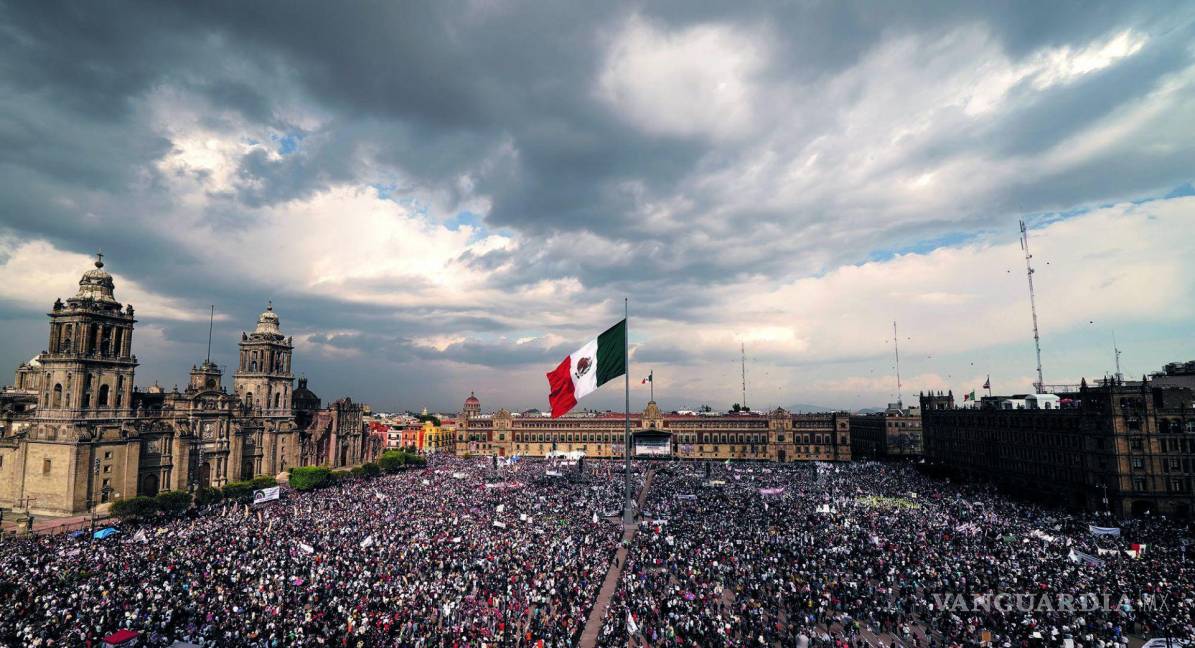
579, 467, 655, 648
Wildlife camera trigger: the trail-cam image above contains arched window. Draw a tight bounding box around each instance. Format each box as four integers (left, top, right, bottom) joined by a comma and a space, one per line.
52, 384, 62, 408
251, 360, 258, 371
82, 374, 93, 409
61, 324, 73, 353
245, 392, 254, 408
101, 326, 113, 357
273, 392, 281, 409
98, 384, 110, 407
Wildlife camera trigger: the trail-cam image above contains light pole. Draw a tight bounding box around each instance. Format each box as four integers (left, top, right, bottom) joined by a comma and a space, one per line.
87, 456, 102, 541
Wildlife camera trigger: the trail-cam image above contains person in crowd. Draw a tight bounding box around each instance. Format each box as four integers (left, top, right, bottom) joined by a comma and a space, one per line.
0, 455, 633, 647
597, 461, 1193, 648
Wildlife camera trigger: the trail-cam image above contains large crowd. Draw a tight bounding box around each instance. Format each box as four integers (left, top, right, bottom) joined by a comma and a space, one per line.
0, 455, 635, 647
2, 456, 1192, 647
597, 461, 1194, 648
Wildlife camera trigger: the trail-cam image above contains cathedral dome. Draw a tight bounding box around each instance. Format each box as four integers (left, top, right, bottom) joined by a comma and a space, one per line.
72, 254, 119, 305
254, 302, 281, 335
465, 392, 480, 406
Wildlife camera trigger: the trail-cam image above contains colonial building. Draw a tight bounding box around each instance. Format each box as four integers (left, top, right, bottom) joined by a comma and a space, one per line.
455, 393, 850, 462
921, 372, 1195, 519
850, 402, 923, 458
0, 256, 372, 516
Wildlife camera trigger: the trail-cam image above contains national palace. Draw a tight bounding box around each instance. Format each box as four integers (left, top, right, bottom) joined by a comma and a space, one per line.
454, 393, 852, 463
0, 256, 376, 516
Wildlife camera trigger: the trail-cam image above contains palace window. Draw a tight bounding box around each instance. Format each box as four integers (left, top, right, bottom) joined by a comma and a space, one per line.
43, 458, 51, 474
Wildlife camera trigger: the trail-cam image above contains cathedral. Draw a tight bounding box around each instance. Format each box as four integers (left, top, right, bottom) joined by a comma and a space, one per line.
0, 255, 375, 516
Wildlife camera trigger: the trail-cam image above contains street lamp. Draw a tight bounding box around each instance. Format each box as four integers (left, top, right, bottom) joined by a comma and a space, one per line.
89, 484, 112, 541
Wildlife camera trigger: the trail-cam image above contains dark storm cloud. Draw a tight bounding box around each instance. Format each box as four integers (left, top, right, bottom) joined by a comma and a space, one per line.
0, 0, 1192, 408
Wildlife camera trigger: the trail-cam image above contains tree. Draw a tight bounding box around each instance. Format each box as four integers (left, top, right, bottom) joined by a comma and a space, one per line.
195, 487, 223, 507
378, 450, 406, 473
155, 490, 192, 518
110, 496, 158, 522
249, 475, 277, 489
361, 462, 381, 478
221, 480, 255, 502
732, 403, 742, 412
290, 466, 331, 491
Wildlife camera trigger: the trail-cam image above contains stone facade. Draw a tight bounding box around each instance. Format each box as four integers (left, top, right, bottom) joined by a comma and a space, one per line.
455, 394, 850, 462
0, 256, 372, 516
850, 403, 923, 458
921, 375, 1195, 519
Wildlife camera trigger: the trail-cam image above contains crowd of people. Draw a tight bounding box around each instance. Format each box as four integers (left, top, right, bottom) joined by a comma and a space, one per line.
0, 455, 636, 647
2, 454, 1192, 647
597, 461, 1194, 648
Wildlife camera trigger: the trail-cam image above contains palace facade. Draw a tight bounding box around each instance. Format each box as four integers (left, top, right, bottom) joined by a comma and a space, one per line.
0, 256, 374, 516
454, 394, 850, 462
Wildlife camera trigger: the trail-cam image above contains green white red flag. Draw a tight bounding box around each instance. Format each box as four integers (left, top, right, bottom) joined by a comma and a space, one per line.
546, 319, 626, 417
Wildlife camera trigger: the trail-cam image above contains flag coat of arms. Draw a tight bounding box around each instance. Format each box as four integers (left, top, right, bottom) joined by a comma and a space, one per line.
546, 319, 626, 417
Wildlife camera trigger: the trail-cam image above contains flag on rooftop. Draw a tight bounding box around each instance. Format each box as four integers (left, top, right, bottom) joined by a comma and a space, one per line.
545, 319, 626, 417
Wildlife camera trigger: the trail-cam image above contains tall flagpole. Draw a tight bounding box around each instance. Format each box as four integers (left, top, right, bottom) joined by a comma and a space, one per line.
649, 370, 654, 402
623, 297, 633, 525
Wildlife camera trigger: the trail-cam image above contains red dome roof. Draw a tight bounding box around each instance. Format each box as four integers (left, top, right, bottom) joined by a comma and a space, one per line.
464, 391, 480, 405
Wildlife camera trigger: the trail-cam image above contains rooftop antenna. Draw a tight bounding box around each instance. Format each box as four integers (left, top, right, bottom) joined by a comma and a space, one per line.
1020, 220, 1045, 393
893, 321, 903, 406
1112, 330, 1123, 381
205, 305, 214, 364
741, 341, 748, 411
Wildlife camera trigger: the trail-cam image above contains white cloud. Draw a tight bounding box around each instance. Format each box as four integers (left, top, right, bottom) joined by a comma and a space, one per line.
0, 237, 218, 321
597, 14, 767, 140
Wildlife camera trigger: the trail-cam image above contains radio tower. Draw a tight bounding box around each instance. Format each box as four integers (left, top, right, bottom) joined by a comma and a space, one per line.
740, 342, 748, 411
1112, 330, 1123, 382
1020, 220, 1045, 393
892, 321, 903, 406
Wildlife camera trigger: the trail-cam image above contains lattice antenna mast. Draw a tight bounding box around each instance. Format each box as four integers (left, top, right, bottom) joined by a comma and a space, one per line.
1113, 330, 1123, 380
1020, 220, 1045, 393
205, 305, 215, 364
741, 342, 748, 411
893, 321, 903, 406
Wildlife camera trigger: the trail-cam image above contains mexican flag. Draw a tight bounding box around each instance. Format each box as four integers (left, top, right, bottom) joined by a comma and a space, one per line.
546, 319, 626, 417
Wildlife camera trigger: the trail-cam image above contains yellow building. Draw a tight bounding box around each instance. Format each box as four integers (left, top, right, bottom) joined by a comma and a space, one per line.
455, 394, 850, 462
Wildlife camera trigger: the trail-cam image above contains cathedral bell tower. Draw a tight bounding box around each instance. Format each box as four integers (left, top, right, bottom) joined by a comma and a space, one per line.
233, 302, 293, 417
38, 253, 138, 418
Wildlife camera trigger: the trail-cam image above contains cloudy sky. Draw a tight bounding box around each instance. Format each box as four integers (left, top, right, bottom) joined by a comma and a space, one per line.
1, 1, 1193, 414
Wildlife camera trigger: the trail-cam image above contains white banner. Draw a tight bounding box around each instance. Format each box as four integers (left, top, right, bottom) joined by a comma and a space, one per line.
1068, 548, 1105, 567
1089, 525, 1121, 537
253, 486, 280, 504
